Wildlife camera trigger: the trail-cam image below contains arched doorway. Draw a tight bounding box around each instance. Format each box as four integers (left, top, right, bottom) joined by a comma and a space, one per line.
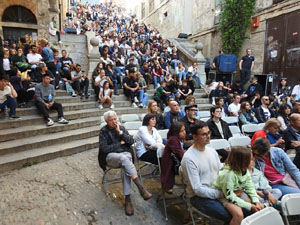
2, 5, 38, 43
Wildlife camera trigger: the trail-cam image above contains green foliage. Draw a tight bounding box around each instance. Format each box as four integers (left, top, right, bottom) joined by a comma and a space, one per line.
218, 0, 256, 55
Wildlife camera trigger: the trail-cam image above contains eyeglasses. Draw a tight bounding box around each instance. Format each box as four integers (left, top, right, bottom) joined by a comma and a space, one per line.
263, 98, 269, 101
214, 110, 222, 113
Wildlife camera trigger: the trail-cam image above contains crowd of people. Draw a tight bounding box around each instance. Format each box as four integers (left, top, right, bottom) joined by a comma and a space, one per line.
1, 1, 300, 224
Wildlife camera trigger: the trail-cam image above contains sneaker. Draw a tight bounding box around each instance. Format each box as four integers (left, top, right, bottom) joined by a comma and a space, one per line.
57, 117, 69, 124
134, 97, 139, 103
47, 118, 54, 126
58, 41, 62, 44
132, 103, 138, 108
9, 115, 21, 120
114, 91, 119, 96
138, 103, 143, 108
99, 105, 104, 110
72, 92, 77, 97
110, 104, 115, 109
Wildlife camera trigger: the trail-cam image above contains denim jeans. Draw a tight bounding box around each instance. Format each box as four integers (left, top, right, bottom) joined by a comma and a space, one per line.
137, 90, 148, 106
171, 60, 178, 69
271, 184, 300, 197
0, 96, 17, 116
191, 196, 231, 222
178, 71, 186, 79
153, 76, 161, 89
115, 67, 125, 76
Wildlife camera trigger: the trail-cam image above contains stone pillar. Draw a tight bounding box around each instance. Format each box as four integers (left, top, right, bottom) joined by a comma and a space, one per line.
88, 37, 100, 80
195, 42, 206, 86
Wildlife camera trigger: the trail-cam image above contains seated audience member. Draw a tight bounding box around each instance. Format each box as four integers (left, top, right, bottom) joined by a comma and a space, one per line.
71, 64, 89, 98
0, 75, 20, 119
99, 81, 114, 109
228, 94, 241, 117
248, 154, 282, 208
35, 73, 68, 126
244, 76, 263, 101
250, 92, 261, 109
161, 121, 186, 191
175, 61, 186, 84
9, 67, 34, 107
136, 114, 164, 164
187, 75, 195, 95
181, 96, 201, 120
27, 45, 42, 78
164, 100, 184, 129
230, 80, 244, 96
277, 104, 292, 131
11, 47, 28, 67
136, 72, 148, 108
181, 121, 231, 223
125, 57, 136, 76
36, 62, 54, 84
123, 68, 139, 108
60, 49, 73, 73
207, 106, 232, 162
163, 96, 175, 113
214, 81, 231, 105
251, 118, 285, 148
291, 78, 300, 101
152, 63, 164, 89
215, 97, 229, 118
153, 81, 168, 110
180, 104, 198, 146
239, 101, 258, 125
187, 62, 201, 88
275, 78, 292, 100
253, 138, 300, 196
147, 101, 165, 130
139, 62, 151, 86
205, 79, 218, 102
98, 111, 152, 216
178, 79, 192, 100
283, 113, 300, 169
92, 62, 105, 98
106, 64, 119, 95
254, 95, 275, 123
292, 100, 300, 114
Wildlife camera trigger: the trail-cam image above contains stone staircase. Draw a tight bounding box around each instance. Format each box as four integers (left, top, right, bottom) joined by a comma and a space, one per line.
0, 87, 210, 173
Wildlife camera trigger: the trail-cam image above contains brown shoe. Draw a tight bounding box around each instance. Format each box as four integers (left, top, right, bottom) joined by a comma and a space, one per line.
141, 190, 152, 201
125, 200, 134, 216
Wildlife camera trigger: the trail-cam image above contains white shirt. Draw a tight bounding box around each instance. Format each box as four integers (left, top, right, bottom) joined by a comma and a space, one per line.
228, 103, 241, 117
27, 53, 42, 64
3, 58, 10, 71
292, 84, 300, 101
0, 86, 13, 103
261, 106, 271, 120
135, 126, 163, 158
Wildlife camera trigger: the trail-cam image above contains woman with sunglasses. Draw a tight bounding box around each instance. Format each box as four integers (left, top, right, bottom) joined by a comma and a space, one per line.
252, 138, 300, 196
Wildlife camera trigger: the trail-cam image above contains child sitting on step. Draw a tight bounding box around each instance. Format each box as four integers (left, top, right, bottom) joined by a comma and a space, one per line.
99, 81, 114, 110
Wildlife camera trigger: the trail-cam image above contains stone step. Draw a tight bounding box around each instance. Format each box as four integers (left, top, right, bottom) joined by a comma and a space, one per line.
55, 95, 97, 104
0, 116, 101, 143
0, 137, 98, 173
0, 126, 99, 156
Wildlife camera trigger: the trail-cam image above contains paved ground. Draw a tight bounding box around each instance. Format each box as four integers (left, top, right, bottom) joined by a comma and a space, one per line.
0, 149, 199, 225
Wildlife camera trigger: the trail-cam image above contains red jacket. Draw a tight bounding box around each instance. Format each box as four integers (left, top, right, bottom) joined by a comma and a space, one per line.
160, 136, 184, 190
251, 129, 267, 147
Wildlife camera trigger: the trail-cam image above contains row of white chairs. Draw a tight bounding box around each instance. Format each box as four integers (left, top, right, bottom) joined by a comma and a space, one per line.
100, 114, 147, 124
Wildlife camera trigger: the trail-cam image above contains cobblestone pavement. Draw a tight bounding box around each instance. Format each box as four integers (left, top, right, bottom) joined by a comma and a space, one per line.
0, 149, 196, 225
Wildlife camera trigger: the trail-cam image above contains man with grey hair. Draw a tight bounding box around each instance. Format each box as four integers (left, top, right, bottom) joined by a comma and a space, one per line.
98, 111, 152, 216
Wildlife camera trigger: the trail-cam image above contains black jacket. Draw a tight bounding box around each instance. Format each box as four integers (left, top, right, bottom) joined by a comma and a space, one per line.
155, 113, 165, 130
98, 125, 134, 171
254, 106, 275, 123
180, 116, 196, 141
283, 125, 300, 151
207, 118, 232, 140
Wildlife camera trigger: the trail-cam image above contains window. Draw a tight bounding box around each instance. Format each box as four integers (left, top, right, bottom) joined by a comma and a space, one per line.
149, 0, 155, 13
141, 2, 145, 19
2, 5, 37, 24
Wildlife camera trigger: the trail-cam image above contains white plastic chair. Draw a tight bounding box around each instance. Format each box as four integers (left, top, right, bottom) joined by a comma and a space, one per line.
199, 111, 210, 118
228, 136, 251, 147
200, 117, 210, 122
242, 124, 260, 135
229, 125, 242, 137
158, 129, 169, 140
282, 193, 300, 225
128, 129, 138, 138
286, 149, 296, 162
123, 121, 142, 130
222, 116, 238, 125
241, 207, 284, 225
120, 114, 139, 123
140, 113, 147, 121
257, 123, 265, 130
207, 139, 230, 150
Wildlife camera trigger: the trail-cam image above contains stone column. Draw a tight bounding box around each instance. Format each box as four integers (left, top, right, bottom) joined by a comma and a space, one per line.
88, 37, 100, 80
194, 42, 206, 86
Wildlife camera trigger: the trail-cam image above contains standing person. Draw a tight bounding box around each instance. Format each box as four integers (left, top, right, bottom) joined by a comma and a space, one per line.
213, 147, 263, 225
239, 49, 255, 89
49, 16, 62, 44
98, 111, 152, 216
181, 121, 231, 223
0, 75, 20, 119
35, 73, 68, 126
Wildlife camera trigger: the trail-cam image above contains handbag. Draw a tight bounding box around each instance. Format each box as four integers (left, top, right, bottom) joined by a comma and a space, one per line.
170, 152, 181, 175
282, 173, 299, 188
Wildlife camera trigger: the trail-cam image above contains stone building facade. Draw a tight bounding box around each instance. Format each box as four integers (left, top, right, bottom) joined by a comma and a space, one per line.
0, 0, 70, 43
136, 0, 300, 86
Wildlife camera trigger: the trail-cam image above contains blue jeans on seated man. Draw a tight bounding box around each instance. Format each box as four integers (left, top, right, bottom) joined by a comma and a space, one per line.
0, 96, 17, 116
178, 71, 186, 80
271, 184, 300, 197
137, 89, 148, 106
153, 76, 164, 89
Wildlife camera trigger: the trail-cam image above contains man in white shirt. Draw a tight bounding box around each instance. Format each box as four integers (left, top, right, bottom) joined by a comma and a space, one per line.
292, 78, 300, 101
228, 94, 241, 117
181, 121, 231, 222
27, 45, 42, 78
